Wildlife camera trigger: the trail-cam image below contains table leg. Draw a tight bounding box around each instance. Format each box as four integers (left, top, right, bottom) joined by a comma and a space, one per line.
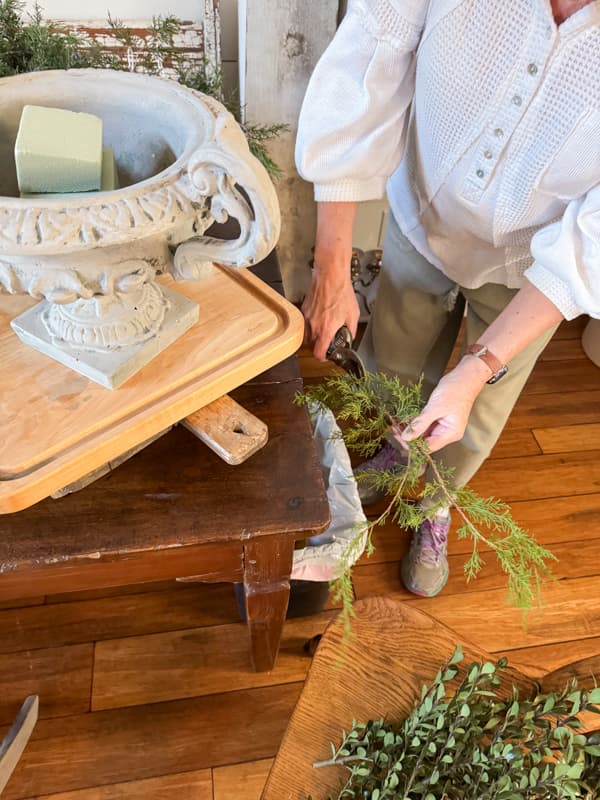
242, 536, 295, 672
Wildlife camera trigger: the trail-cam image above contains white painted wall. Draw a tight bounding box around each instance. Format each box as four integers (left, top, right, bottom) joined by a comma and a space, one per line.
242, 0, 339, 300
220, 0, 239, 96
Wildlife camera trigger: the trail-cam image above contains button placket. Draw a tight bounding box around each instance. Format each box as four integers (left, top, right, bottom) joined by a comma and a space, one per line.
461, 17, 553, 204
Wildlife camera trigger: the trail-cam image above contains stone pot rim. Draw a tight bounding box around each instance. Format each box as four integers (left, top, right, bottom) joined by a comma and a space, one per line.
0, 69, 225, 255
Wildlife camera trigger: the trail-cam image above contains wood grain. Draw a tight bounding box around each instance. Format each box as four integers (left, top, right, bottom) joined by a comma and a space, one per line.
213, 759, 273, 800
523, 358, 600, 394
469, 449, 600, 502
262, 598, 534, 800
0, 584, 239, 655
540, 337, 587, 361
0, 381, 328, 580
503, 637, 600, 679
30, 770, 213, 800
92, 613, 335, 711
0, 644, 92, 725
541, 653, 600, 694
533, 422, 600, 454
1, 684, 300, 800
0, 266, 304, 513
552, 316, 588, 340
182, 394, 268, 465
505, 389, 600, 430
0, 598, 44, 611
243, 536, 296, 672
402, 574, 600, 653
46, 581, 179, 604
353, 538, 600, 600
0, 302, 597, 800
490, 428, 541, 459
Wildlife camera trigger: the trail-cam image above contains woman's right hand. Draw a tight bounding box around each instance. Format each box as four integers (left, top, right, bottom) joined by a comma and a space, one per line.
302, 201, 359, 360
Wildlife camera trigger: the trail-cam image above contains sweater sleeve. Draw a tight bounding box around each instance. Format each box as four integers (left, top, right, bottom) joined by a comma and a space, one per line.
295, 0, 429, 203
525, 184, 600, 320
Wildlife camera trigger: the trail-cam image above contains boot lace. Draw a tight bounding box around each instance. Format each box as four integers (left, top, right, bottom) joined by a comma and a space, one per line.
415, 516, 449, 565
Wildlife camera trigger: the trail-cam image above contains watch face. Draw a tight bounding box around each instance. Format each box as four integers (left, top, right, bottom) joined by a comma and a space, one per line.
486, 365, 508, 384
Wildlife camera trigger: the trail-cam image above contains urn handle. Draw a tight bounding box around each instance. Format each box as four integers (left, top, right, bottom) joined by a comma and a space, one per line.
172, 112, 281, 280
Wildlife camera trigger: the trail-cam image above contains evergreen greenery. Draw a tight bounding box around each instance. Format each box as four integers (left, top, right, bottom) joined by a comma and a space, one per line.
309, 647, 600, 799
297, 373, 556, 626
0, 0, 287, 176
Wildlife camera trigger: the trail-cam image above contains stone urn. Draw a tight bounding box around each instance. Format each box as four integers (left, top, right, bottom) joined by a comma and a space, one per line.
0, 69, 280, 387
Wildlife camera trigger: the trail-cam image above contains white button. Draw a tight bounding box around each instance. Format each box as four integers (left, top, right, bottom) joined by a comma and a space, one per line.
528, 63, 538, 75
484, 149, 493, 159
512, 95, 522, 106
476, 169, 485, 178
494, 128, 504, 137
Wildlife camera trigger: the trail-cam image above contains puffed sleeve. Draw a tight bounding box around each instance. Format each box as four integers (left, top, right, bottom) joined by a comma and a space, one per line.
526, 184, 600, 320
295, 0, 430, 202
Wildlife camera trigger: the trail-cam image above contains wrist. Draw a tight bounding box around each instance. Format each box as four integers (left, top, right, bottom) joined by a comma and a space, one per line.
455, 355, 493, 394
462, 343, 508, 385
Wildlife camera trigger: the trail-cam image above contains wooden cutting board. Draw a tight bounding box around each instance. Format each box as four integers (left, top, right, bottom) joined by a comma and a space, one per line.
0, 264, 304, 514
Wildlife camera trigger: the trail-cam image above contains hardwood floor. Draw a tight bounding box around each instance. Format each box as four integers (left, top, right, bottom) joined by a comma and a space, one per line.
1, 317, 598, 799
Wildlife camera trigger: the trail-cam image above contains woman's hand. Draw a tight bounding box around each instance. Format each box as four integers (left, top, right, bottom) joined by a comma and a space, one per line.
396, 357, 491, 453
302, 267, 360, 360
302, 201, 359, 360
395, 279, 564, 452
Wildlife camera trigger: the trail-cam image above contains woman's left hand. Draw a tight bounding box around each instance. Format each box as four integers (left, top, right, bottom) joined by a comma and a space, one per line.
395, 358, 491, 453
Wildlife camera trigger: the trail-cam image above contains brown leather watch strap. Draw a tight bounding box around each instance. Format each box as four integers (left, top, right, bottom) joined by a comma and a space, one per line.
464, 344, 504, 376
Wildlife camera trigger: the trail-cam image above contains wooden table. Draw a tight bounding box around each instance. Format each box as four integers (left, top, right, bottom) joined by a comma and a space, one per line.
0, 256, 330, 672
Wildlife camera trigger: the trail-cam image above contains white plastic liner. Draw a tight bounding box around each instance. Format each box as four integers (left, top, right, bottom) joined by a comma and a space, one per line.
291, 402, 368, 582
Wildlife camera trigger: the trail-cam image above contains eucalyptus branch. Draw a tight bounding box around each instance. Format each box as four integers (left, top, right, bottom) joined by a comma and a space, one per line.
313, 755, 372, 769
309, 649, 600, 800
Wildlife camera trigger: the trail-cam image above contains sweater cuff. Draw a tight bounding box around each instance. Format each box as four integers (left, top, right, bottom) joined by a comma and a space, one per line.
524, 262, 583, 321
314, 177, 387, 203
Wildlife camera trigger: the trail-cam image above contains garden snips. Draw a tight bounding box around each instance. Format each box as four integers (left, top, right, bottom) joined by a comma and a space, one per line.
326, 326, 366, 379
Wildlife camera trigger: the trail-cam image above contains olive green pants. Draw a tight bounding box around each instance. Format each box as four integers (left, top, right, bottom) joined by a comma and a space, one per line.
358, 213, 559, 488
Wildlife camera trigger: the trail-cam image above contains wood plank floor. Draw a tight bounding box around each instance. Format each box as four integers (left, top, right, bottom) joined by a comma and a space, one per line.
1, 317, 598, 799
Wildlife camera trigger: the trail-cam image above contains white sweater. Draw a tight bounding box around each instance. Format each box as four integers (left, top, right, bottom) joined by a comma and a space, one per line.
295, 0, 600, 320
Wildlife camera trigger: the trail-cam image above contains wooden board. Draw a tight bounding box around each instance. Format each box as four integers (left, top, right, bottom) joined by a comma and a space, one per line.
213, 759, 273, 800
1, 684, 300, 800
0, 265, 304, 513
91, 612, 335, 711
261, 598, 535, 800
0, 644, 92, 726
30, 770, 213, 800
182, 394, 268, 464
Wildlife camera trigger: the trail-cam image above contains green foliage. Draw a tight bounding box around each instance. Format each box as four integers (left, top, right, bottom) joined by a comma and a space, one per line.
0, 0, 285, 176
309, 647, 600, 799
297, 373, 556, 628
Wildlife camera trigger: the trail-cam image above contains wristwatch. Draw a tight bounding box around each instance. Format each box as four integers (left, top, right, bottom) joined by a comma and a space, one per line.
464, 344, 508, 384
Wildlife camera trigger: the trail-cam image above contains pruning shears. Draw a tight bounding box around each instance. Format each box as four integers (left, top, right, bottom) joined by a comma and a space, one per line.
326, 326, 408, 443
325, 325, 366, 379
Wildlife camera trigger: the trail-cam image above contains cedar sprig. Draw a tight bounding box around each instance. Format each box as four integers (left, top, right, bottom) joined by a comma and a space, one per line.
297, 372, 556, 628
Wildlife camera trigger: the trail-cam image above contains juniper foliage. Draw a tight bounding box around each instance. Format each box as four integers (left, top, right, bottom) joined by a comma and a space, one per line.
297, 373, 556, 627
309, 647, 600, 799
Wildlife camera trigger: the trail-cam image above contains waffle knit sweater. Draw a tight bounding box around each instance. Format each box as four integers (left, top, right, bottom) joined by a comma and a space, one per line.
295, 0, 600, 320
